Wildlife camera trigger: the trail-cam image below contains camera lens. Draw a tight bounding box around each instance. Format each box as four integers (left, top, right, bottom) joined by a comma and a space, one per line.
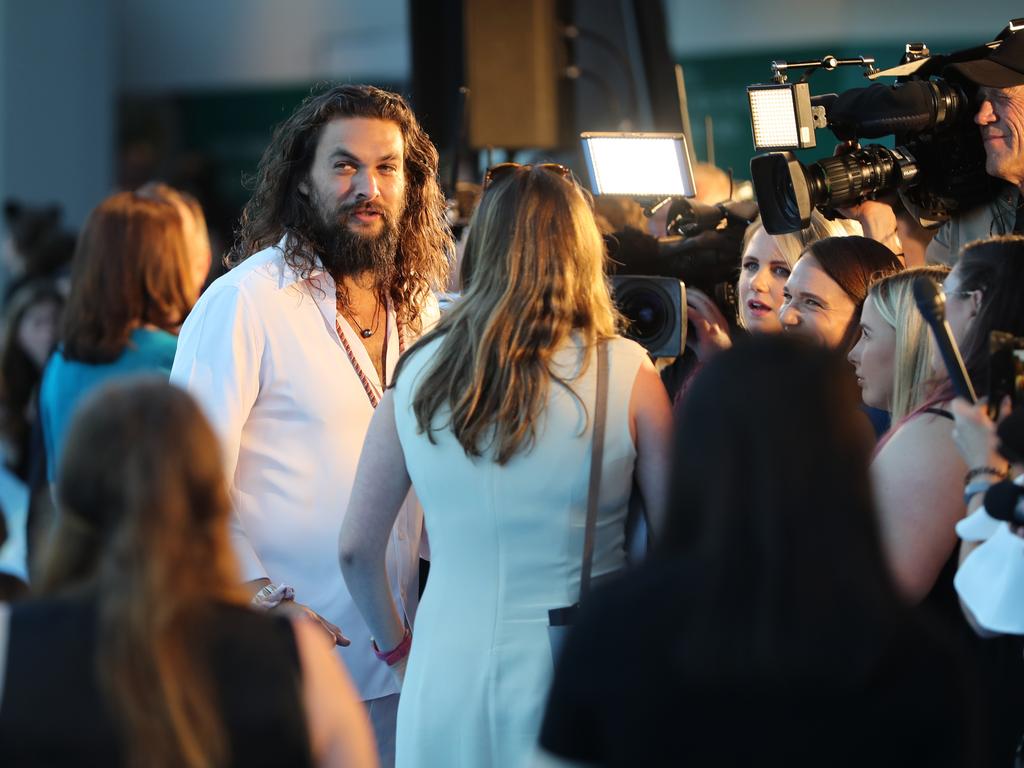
611, 275, 686, 358
618, 286, 669, 344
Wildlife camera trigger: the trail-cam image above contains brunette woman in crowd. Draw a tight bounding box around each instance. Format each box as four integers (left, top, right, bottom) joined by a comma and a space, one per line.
0, 378, 376, 767
38, 186, 202, 484
779, 235, 903, 352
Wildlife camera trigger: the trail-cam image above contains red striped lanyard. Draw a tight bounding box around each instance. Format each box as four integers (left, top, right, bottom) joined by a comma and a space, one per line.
336, 314, 405, 409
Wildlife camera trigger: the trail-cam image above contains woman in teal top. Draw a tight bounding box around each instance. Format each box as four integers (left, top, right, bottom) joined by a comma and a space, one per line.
39, 185, 209, 482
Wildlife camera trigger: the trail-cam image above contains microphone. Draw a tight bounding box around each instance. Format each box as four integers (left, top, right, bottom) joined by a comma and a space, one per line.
983, 480, 1024, 526
912, 276, 977, 403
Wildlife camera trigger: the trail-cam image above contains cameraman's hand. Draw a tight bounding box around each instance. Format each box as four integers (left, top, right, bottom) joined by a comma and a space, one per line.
686, 288, 732, 360
831, 144, 902, 256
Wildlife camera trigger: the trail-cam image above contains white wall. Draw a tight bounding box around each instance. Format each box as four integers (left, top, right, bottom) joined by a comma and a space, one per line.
115, 0, 410, 92
666, 0, 1022, 56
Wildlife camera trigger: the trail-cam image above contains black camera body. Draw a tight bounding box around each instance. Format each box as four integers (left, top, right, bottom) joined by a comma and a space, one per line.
612, 275, 686, 358
748, 37, 1005, 234
605, 218, 748, 357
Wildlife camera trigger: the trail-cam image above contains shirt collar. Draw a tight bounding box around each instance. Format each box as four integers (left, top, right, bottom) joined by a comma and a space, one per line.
274, 234, 330, 291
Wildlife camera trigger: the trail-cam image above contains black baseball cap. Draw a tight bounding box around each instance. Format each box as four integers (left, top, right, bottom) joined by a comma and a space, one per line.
948, 32, 1024, 88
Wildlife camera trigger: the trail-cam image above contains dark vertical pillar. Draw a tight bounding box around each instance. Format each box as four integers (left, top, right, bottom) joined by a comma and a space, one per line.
409, 0, 467, 194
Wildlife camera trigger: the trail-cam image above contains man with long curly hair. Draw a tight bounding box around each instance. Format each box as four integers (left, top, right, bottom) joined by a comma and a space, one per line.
170, 84, 452, 765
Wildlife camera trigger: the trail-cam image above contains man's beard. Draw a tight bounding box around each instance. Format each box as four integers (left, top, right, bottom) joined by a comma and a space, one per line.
307, 195, 401, 286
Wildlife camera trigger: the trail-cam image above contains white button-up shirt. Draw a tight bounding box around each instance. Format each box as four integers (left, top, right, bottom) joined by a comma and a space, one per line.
170, 237, 432, 700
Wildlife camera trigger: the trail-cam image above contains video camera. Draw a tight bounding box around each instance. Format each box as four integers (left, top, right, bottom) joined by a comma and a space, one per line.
747, 21, 1023, 234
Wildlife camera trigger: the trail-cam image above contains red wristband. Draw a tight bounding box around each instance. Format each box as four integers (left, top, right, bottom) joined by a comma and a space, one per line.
372, 627, 412, 666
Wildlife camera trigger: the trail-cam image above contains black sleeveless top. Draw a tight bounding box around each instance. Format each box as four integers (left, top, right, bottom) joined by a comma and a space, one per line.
0, 593, 313, 767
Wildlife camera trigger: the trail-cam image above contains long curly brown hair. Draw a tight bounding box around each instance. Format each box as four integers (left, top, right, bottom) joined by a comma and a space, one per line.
230, 84, 453, 331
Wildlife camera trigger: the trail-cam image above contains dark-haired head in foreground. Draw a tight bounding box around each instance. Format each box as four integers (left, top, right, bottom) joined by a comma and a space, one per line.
666, 334, 894, 674
538, 335, 979, 767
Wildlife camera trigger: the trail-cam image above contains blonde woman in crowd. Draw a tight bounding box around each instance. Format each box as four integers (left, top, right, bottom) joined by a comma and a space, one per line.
847, 266, 950, 423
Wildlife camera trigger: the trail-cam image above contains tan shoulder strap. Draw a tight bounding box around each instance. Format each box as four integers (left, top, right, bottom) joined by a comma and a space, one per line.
579, 340, 608, 600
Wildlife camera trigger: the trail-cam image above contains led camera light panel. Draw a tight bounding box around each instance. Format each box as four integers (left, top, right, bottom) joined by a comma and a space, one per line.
581, 133, 696, 198
748, 83, 816, 151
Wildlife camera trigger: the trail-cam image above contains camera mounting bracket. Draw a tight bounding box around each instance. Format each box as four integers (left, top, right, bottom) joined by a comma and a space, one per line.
770, 55, 877, 84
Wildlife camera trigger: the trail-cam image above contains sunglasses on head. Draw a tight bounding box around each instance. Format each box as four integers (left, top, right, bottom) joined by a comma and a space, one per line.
482, 162, 573, 190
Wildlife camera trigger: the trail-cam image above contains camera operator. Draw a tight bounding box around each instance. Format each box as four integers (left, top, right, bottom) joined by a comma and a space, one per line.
853, 33, 1024, 265
936, 32, 1024, 263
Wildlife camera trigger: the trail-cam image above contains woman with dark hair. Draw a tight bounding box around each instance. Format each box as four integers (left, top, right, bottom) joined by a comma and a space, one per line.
0, 279, 62, 481
536, 335, 978, 767
340, 163, 672, 767
780, 235, 902, 352
0, 378, 376, 767
38, 188, 198, 482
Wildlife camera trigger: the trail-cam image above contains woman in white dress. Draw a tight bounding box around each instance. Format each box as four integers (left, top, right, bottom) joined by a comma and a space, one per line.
340, 163, 672, 768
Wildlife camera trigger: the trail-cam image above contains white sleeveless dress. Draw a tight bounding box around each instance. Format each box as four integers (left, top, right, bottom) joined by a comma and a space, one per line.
391, 334, 648, 768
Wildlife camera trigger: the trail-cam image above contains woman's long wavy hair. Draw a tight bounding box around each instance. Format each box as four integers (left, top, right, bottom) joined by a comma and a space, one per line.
867, 266, 950, 422
39, 378, 246, 768
229, 83, 453, 332
62, 191, 195, 363
395, 166, 619, 464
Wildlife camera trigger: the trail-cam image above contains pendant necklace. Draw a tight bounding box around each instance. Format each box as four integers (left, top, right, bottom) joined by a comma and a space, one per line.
334, 297, 406, 409
339, 292, 382, 338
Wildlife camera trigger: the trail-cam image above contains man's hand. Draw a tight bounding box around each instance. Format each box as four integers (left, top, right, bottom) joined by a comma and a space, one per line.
276, 601, 351, 647
247, 578, 350, 646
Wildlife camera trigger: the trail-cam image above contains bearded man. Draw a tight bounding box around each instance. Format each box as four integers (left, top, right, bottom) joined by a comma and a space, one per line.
170, 84, 452, 765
